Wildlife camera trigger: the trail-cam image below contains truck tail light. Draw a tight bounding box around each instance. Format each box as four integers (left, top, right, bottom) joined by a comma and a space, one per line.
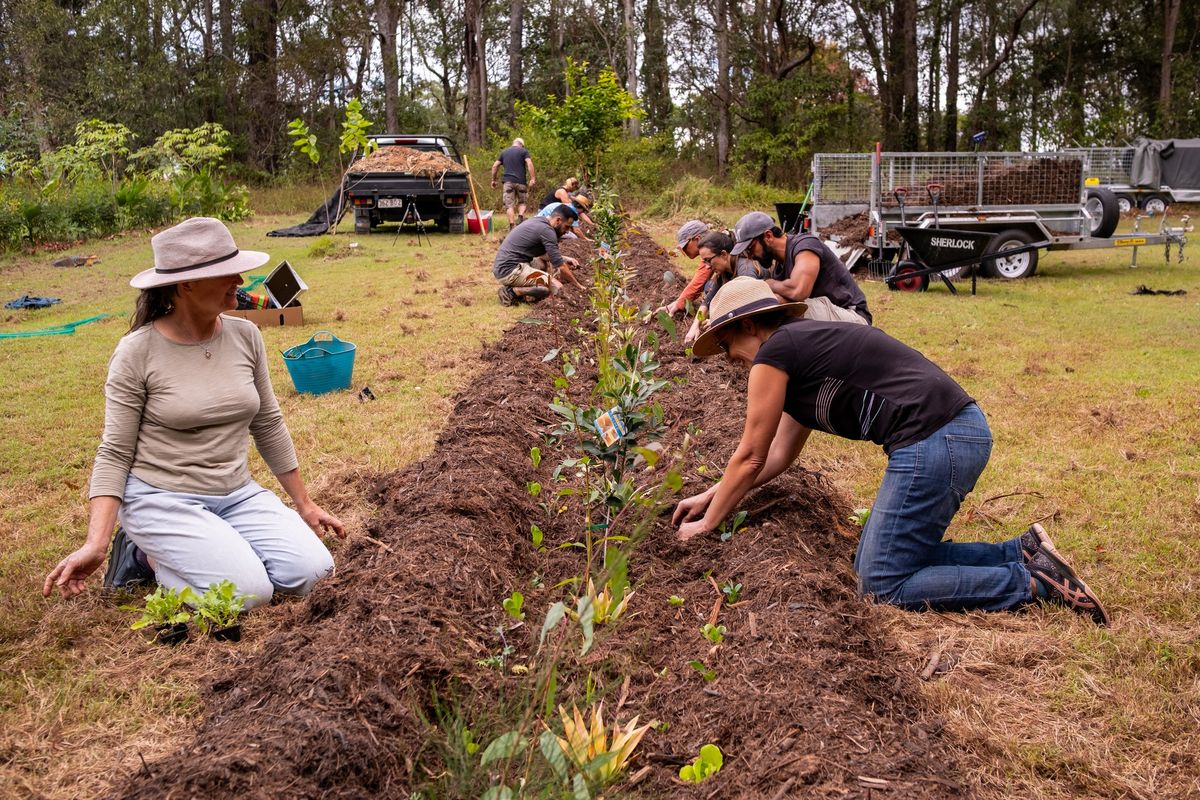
351, 197, 373, 206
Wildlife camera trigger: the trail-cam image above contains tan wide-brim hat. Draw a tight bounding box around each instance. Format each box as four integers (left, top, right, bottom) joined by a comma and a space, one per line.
693, 276, 807, 358
130, 217, 270, 289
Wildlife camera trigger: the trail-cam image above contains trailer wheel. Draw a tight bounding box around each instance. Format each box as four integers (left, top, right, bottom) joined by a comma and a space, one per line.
354, 207, 370, 235
982, 229, 1039, 280
1085, 187, 1120, 238
1115, 194, 1136, 214
1140, 194, 1168, 215
889, 262, 929, 292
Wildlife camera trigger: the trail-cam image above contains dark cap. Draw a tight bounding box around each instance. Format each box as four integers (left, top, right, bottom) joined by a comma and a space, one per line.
729, 211, 776, 255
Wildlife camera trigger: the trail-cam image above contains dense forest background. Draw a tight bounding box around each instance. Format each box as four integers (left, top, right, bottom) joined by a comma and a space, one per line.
0, 0, 1195, 188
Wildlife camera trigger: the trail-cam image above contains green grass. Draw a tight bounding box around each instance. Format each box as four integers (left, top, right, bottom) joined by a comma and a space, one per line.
2, 198, 1198, 798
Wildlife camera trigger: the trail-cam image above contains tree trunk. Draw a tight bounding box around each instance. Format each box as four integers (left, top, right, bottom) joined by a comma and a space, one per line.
943, 0, 959, 150
508, 0, 523, 118
244, 0, 279, 171
900, 0, 919, 149
464, 0, 485, 147
926, 0, 941, 151
376, 0, 401, 133
219, 0, 236, 127
623, 0, 639, 139
716, 0, 731, 175
1158, 0, 1181, 132
639, 0, 671, 135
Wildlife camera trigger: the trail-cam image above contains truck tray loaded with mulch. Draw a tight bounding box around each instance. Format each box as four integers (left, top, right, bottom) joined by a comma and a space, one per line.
121, 233, 972, 799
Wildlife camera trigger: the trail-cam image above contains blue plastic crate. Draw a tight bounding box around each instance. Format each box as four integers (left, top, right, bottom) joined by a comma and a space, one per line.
282, 330, 356, 395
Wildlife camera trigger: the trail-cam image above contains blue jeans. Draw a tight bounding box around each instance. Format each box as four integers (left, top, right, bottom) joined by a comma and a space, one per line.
853, 403, 1033, 611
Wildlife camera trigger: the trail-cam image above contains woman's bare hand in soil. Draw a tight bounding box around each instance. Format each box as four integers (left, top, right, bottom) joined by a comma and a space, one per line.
677, 519, 711, 542
300, 503, 346, 539
672, 490, 714, 526
43, 541, 108, 599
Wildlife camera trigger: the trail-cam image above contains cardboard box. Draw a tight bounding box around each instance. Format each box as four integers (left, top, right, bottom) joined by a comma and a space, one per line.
227, 261, 307, 327
226, 304, 304, 327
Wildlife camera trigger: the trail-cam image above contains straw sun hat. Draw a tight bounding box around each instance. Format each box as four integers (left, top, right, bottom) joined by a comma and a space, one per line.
130, 217, 270, 289
692, 276, 807, 358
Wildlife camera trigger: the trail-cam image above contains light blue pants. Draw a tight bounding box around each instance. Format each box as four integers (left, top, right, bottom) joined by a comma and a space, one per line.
119, 475, 334, 608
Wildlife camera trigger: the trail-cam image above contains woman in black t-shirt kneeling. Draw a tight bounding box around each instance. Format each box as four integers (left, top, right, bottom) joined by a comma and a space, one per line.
672, 277, 1108, 624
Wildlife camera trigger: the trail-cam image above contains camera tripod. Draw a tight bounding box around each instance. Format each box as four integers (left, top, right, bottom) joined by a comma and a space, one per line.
392, 194, 430, 247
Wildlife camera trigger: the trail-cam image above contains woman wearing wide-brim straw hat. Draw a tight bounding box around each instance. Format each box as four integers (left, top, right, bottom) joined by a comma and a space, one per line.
673, 276, 1109, 625
43, 217, 344, 608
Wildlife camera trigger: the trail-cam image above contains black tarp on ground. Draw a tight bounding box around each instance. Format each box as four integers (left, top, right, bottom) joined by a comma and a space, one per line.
266, 189, 347, 237
1130, 138, 1200, 190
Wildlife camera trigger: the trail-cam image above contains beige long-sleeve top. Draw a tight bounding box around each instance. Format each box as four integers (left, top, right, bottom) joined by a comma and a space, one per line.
89, 315, 298, 499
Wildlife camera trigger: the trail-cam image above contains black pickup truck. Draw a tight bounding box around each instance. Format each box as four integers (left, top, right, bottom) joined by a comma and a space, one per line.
344, 134, 471, 234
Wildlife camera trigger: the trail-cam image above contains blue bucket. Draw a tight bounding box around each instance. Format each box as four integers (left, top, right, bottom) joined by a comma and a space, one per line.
282, 330, 356, 395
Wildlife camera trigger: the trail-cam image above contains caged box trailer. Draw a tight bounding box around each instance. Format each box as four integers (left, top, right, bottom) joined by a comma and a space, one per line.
811, 149, 1190, 282
1068, 139, 1200, 215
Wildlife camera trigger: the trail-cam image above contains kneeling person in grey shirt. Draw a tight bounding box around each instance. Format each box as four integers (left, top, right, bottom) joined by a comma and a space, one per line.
492, 204, 584, 306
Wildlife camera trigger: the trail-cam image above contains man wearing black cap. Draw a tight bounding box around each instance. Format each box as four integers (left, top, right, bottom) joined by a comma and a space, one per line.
731, 211, 871, 325
492, 203, 583, 305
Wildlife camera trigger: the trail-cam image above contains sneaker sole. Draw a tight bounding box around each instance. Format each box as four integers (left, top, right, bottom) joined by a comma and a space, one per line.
1034, 544, 1110, 626
1031, 523, 1061, 558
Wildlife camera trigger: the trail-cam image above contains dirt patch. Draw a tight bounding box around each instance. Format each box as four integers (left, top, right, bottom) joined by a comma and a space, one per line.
822, 211, 901, 248
119, 232, 974, 798
349, 146, 466, 179
880, 158, 1083, 208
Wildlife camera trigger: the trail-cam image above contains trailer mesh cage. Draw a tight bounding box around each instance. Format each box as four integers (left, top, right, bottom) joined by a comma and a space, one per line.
814, 152, 1086, 208
1065, 146, 1135, 185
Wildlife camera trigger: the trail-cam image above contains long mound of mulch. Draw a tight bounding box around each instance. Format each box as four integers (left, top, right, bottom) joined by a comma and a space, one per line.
348, 145, 466, 178
120, 230, 973, 799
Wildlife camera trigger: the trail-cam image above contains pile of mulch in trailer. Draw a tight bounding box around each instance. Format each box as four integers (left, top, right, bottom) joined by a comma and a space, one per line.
821, 211, 901, 248
121, 233, 972, 799
879, 157, 1083, 207
348, 145, 466, 178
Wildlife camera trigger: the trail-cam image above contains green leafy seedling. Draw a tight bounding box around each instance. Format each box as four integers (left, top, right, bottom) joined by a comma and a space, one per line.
527, 481, 542, 497
502, 591, 525, 620
530, 446, 542, 468
688, 659, 716, 682
850, 507, 871, 527
462, 728, 480, 755
193, 579, 250, 633
530, 524, 544, 548
719, 580, 742, 604
679, 744, 723, 783
719, 510, 748, 541
701, 623, 726, 644
127, 586, 197, 630
667, 595, 685, 607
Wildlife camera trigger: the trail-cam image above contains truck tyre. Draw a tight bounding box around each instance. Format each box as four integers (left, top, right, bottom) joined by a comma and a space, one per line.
435, 212, 450, 233
1140, 194, 1168, 215
354, 207, 370, 235
1085, 187, 1120, 238
982, 229, 1039, 280
448, 212, 466, 233
1115, 194, 1136, 214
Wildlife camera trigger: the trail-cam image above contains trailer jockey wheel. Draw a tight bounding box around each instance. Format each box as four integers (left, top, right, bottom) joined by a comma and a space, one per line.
889, 261, 929, 292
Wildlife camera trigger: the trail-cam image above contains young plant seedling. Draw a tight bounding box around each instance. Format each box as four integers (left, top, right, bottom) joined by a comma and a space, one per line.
850, 507, 871, 527
688, 659, 717, 682
547, 703, 650, 786
127, 586, 197, 644
719, 580, 742, 604
718, 510, 748, 541
476, 644, 516, 669
193, 580, 251, 640
502, 590, 525, 621
667, 595, 685, 607
679, 744, 723, 783
701, 623, 726, 644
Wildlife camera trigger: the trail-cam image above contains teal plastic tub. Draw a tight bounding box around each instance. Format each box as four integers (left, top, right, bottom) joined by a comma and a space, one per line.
282, 330, 356, 395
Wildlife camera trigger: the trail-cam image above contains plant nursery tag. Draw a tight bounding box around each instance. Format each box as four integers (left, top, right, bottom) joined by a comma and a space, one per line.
594, 406, 627, 446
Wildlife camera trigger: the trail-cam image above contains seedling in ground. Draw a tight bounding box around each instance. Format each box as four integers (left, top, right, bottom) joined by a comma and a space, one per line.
193, 579, 250, 636
668, 594, 685, 607
850, 507, 871, 527
545, 703, 650, 787
679, 744, 723, 783
719, 510, 748, 541
701, 623, 727, 644
502, 591, 525, 620
126, 586, 197, 631
719, 580, 742, 604
688, 659, 717, 682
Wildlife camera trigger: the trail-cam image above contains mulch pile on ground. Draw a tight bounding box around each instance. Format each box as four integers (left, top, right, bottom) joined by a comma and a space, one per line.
348, 145, 466, 178
121, 230, 971, 799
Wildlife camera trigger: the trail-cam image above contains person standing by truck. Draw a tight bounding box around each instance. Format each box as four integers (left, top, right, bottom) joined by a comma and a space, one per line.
491, 138, 537, 228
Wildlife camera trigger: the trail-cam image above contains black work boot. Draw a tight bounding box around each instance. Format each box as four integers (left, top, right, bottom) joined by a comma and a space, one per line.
103, 526, 155, 591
